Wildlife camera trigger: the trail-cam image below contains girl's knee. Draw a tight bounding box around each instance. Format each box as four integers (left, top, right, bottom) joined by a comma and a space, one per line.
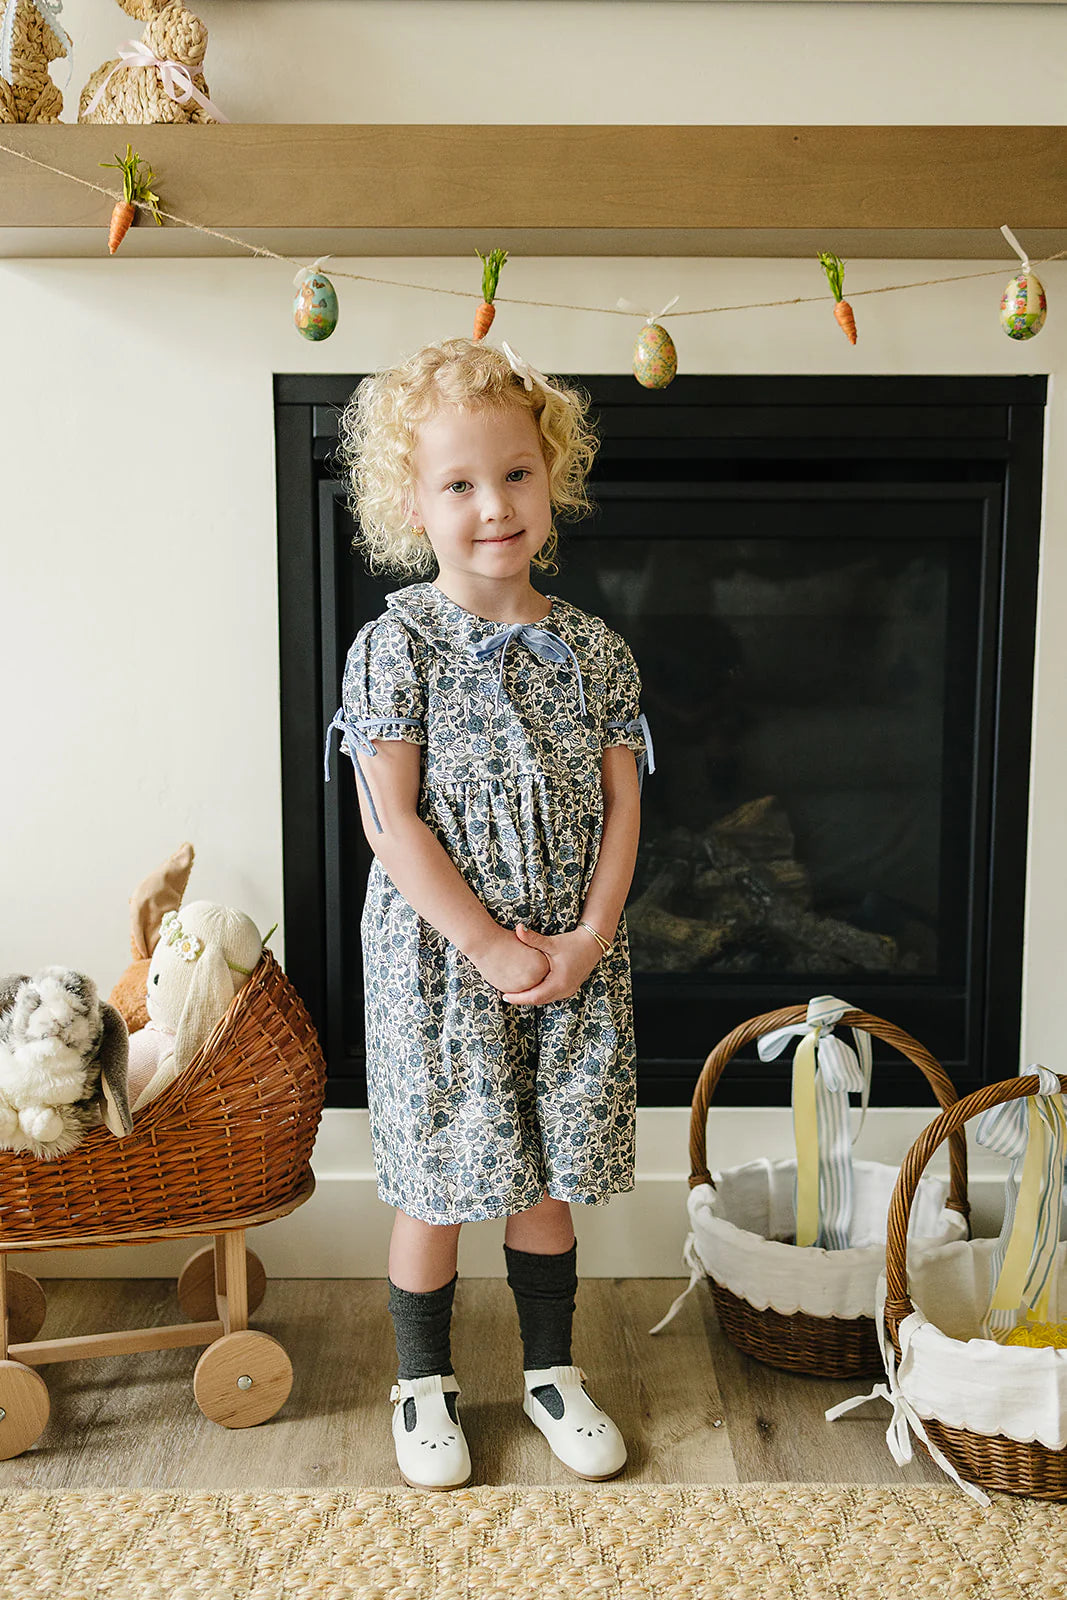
395, 1207, 462, 1237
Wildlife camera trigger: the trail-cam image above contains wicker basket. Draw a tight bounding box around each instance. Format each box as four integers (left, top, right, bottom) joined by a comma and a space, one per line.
0, 951, 326, 1246
689, 1006, 969, 1378
884, 1073, 1067, 1501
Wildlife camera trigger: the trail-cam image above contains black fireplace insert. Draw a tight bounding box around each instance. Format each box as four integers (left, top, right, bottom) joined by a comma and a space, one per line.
275, 374, 1045, 1108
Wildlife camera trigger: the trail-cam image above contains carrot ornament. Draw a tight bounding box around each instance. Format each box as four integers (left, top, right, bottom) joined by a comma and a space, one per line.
817, 252, 857, 345
472, 248, 508, 340
99, 144, 163, 255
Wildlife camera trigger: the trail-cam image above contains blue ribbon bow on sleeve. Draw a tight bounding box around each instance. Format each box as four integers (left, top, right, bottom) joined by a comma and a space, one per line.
323, 708, 423, 834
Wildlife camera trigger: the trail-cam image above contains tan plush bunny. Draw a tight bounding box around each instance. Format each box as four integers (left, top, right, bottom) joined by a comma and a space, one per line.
78, 0, 222, 125
0, 0, 72, 123
109, 842, 195, 1034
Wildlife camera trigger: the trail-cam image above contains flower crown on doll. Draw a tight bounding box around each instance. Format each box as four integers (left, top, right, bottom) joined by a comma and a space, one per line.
159, 909, 259, 976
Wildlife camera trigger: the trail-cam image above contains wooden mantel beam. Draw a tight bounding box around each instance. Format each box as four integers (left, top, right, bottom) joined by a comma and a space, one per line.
1, 125, 1063, 259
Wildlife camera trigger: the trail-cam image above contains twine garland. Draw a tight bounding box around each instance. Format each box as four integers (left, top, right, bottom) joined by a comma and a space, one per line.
1, 135, 1064, 324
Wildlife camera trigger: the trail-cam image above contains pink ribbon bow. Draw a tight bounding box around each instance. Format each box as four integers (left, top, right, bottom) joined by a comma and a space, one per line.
84, 38, 229, 122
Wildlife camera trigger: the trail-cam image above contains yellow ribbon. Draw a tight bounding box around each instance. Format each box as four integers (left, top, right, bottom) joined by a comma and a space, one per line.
987, 1096, 1065, 1330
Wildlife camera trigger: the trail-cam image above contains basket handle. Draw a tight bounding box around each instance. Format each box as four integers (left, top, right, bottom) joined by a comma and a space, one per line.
687, 1006, 969, 1225
884, 1072, 1066, 1336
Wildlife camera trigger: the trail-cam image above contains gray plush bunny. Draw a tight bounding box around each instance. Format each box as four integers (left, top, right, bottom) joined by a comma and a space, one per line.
0, 968, 133, 1159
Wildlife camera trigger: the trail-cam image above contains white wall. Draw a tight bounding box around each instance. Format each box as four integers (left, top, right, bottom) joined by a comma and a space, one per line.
4, 2, 1063, 1272
50, 1, 1067, 126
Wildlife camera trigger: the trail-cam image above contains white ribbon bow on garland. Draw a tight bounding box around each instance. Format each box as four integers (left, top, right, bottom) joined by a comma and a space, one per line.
757, 995, 872, 1251
1, 0, 73, 86
975, 1064, 1067, 1339
83, 38, 229, 122
500, 341, 573, 404
616, 295, 680, 324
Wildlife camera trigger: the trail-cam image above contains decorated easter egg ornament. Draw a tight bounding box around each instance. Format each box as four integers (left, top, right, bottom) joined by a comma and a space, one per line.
999, 224, 1047, 341
619, 295, 679, 389
293, 256, 339, 342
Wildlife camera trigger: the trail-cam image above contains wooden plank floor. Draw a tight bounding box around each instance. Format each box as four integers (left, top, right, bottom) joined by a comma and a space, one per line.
0, 1278, 942, 1490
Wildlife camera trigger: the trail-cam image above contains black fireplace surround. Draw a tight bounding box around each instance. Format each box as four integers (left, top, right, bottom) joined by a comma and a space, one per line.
275, 374, 1045, 1109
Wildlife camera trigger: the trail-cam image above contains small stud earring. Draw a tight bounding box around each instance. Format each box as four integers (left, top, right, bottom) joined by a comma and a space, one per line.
411, 524, 426, 538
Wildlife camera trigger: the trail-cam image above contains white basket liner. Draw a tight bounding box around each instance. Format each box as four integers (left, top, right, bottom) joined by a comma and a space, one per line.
690, 1158, 967, 1320
890, 1238, 1067, 1450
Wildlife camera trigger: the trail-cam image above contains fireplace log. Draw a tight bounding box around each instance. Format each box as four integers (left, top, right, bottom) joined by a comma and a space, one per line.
626, 797, 900, 974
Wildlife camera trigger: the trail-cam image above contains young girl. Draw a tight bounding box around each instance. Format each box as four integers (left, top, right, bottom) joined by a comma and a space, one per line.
324, 337, 654, 1491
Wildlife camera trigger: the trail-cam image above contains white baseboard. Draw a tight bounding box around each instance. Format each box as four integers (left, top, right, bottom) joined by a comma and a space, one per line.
24, 1107, 1010, 1278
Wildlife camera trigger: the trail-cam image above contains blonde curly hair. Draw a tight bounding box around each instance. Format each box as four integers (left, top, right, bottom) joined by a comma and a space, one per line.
336, 337, 599, 578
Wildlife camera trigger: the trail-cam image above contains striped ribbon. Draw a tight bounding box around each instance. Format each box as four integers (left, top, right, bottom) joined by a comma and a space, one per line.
758, 996, 872, 1250
976, 1065, 1066, 1340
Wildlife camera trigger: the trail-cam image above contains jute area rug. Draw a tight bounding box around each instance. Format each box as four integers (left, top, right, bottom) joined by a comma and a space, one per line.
0, 1484, 1060, 1600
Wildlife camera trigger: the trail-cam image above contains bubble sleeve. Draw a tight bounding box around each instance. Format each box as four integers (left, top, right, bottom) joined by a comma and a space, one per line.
323, 616, 427, 834
602, 630, 656, 795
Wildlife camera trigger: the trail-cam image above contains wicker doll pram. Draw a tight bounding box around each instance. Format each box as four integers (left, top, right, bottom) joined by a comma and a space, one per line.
0, 951, 325, 1459
881, 1073, 1067, 1501
678, 1005, 969, 1379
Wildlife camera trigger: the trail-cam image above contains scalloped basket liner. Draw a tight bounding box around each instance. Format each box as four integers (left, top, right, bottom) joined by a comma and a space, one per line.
694, 1158, 968, 1320
892, 1238, 1067, 1451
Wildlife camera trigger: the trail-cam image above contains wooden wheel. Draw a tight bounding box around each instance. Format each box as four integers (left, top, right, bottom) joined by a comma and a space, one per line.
5, 1270, 46, 1344
177, 1245, 266, 1322
193, 1330, 293, 1428
0, 1361, 49, 1459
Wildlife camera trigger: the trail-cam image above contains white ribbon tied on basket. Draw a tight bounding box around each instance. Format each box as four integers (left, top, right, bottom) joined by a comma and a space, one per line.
757, 995, 872, 1251
825, 1282, 991, 1507
648, 1229, 705, 1335
500, 342, 573, 404
83, 38, 230, 122
1, 0, 73, 86
975, 1064, 1066, 1339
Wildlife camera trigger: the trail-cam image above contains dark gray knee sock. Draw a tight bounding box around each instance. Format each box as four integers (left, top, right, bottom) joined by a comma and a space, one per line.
387, 1274, 459, 1428
504, 1238, 578, 1368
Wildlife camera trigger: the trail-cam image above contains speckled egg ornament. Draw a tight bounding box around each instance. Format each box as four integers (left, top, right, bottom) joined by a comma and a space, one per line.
1000, 271, 1047, 341
632, 321, 678, 389
293, 260, 339, 342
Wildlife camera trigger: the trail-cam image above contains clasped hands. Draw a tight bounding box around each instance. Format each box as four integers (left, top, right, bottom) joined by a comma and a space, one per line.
474, 921, 603, 1006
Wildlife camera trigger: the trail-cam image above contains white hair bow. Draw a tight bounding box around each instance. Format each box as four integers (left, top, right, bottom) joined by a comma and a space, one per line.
500, 342, 572, 404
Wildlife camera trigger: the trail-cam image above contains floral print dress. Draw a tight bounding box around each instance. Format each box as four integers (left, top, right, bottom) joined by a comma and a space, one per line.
324, 581, 654, 1225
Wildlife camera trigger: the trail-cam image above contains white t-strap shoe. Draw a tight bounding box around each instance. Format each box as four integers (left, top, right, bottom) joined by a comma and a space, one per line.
390, 1374, 472, 1491
522, 1364, 628, 1480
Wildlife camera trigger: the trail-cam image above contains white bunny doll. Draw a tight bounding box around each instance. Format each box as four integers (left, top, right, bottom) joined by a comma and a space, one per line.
127, 900, 263, 1114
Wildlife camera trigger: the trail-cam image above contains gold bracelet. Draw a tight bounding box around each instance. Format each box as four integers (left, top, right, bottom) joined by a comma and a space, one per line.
578, 919, 612, 959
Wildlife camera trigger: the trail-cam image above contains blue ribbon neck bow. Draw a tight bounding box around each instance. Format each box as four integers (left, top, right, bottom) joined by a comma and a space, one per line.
470, 623, 588, 716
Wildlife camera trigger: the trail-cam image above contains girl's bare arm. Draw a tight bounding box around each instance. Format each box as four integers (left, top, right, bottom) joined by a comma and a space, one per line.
579, 744, 642, 942
350, 738, 505, 963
